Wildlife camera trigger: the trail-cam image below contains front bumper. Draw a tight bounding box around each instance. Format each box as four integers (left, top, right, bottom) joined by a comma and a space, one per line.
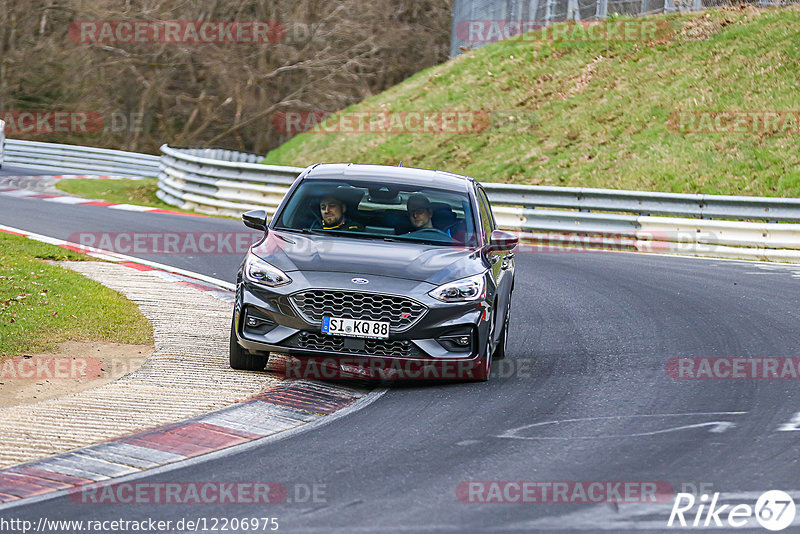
234, 271, 492, 379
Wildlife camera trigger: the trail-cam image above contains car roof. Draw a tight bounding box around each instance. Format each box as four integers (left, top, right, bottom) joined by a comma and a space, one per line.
303, 163, 475, 192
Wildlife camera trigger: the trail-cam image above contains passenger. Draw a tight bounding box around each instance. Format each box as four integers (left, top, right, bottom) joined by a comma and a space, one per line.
314, 194, 364, 231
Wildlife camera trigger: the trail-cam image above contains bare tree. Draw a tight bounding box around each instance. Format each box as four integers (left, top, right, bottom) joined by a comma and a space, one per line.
0, 0, 452, 154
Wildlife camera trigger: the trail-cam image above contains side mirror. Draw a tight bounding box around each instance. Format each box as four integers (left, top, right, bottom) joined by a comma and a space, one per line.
242, 209, 268, 232
486, 229, 518, 252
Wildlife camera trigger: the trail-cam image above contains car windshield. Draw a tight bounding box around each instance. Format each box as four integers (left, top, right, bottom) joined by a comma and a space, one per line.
273, 178, 478, 247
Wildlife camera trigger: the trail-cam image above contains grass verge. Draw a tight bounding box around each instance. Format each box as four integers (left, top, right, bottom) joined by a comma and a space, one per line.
0, 232, 153, 358
263, 6, 800, 197
54, 178, 229, 217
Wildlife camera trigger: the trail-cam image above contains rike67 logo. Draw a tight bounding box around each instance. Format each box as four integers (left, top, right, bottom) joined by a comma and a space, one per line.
668, 490, 796, 531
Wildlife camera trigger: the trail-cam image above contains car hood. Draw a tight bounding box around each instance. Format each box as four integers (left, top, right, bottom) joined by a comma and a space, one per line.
251, 230, 485, 285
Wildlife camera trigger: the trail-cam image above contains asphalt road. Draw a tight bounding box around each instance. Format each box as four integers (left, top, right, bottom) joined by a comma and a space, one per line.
2, 175, 800, 532
0, 164, 54, 177
0, 189, 252, 282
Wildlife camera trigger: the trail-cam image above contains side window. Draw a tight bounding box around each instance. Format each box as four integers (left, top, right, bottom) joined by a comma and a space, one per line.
476, 187, 494, 243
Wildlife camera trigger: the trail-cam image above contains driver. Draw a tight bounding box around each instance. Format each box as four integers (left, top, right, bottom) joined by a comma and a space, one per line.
316, 194, 364, 231
405, 194, 452, 238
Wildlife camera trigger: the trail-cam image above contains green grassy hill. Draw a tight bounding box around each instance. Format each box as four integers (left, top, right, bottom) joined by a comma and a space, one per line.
264, 6, 800, 197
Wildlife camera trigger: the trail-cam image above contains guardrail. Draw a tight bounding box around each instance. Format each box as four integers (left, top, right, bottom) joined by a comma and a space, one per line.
157, 144, 303, 218
482, 183, 800, 222
155, 144, 800, 261
3, 139, 799, 262
2, 139, 160, 178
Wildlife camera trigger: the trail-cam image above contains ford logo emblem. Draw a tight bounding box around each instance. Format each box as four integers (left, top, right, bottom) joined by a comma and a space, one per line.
351, 278, 369, 285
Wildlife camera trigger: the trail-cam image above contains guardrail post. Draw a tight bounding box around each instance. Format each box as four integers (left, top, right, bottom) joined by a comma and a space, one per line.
545, 0, 553, 24
568, 0, 580, 20
596, 0, 608, 19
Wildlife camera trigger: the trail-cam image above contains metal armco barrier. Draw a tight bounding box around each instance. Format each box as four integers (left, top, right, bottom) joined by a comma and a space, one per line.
157, 144, 303, 217
482, 183, 800, 222
2, 139, 159, 178
156, 144, 800, 262
3, 137, 799, 262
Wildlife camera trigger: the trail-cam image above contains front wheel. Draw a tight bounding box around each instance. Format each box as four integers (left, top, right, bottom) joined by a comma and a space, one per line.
229, 316, 267, 371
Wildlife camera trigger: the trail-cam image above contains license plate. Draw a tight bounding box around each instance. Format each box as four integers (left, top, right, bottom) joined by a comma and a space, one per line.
322, 316, 389, 340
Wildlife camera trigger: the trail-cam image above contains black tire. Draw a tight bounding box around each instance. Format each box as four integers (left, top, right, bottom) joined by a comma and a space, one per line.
229, 317, 267, 371
493, 297, 511, 361
471, 316, 495, 382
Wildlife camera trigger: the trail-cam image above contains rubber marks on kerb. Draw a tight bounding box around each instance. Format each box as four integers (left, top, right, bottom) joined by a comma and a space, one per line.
0, 224, 371, 506
0, 381, 365, 504
251, 380, 369, 415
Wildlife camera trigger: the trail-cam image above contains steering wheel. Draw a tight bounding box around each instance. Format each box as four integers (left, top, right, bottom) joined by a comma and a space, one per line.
410, 227, 453, 240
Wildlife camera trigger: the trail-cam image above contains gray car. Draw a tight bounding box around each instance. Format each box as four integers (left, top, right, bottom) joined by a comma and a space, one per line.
230, 163, 517, 381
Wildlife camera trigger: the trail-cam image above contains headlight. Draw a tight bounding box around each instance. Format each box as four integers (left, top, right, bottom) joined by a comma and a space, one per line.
428, 273, 485, 302
244, 254, 292, 287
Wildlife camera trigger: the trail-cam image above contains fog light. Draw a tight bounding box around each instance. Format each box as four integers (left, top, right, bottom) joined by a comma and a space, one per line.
437, 331, 474, 353
244, 309, 274, 329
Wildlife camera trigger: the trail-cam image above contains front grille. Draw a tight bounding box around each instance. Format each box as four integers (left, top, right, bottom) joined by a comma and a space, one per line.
291, 290, 426, 331
364, 338, 413, 357
287, 332, 425, 358
299, 332, 344, 352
